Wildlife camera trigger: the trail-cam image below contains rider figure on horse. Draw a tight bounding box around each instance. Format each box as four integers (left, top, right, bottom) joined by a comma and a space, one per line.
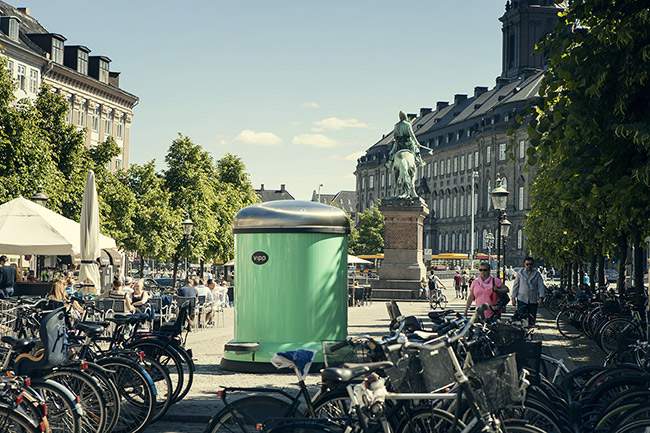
386, 111, 432, 199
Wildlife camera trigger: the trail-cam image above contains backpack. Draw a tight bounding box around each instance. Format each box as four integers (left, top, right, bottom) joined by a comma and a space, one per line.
492, 277, 510, 309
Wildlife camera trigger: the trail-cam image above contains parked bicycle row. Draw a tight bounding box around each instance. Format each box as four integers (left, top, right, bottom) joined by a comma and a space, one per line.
0, 295, 195, 433
551, 283, 648, 366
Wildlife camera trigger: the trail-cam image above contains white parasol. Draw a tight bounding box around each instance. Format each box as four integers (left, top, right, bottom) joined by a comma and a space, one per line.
79, 170, 102, 294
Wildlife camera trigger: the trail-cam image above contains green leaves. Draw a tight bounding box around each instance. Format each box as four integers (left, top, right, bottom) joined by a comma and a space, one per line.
349, 206, 384, 255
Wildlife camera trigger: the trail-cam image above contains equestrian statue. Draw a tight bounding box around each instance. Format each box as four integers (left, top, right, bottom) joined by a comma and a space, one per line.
386, 111, 433, 199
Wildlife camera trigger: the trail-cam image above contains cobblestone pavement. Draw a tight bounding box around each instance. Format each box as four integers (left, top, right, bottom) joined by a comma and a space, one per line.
146, 279, 603, 433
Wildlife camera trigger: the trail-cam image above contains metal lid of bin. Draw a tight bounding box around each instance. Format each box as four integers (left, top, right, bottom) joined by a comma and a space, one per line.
234, 200, 350, 234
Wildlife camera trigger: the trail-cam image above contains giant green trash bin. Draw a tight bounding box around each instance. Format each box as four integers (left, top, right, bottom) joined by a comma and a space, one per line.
221, 200, 350, 372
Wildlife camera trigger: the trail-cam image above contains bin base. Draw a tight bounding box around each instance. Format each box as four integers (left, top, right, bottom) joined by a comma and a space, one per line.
220, 357, 324, 374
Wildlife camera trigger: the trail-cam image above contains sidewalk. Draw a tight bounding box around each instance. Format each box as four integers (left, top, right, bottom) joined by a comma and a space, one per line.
145, 278, 603, 433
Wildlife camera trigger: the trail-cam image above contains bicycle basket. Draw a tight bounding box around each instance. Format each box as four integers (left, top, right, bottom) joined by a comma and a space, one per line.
498, 341, 542, 385
322, 341, 374, 367
490, 323, 526, 348
418, 346, 457, 391
384, 350, 427, 393
466, 353, 522, 412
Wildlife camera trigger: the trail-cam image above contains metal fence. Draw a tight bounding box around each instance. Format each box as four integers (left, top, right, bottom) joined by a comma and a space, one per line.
0, 299, 18, 337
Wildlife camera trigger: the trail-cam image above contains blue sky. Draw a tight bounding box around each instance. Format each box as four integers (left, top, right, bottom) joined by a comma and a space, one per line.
18, 1, 505, 200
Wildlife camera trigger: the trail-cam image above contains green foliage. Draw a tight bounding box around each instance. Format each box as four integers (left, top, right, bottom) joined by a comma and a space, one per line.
525, 0, 650, 268
349, 206, 384, 255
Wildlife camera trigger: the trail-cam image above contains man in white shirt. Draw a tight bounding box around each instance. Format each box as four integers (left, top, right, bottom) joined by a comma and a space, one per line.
194, 278, 213, 302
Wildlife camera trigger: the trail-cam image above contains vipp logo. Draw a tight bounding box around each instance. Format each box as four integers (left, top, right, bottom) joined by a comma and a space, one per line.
251, 251, 269, 265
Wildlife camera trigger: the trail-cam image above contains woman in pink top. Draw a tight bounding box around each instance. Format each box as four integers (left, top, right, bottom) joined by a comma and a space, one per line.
464, 262, 504, 319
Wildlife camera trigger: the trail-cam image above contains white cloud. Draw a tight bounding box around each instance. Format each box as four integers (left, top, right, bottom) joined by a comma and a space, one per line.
342, 151, 365, 161
302, 101, 320, 109
314, 117, 368, 131
292, 133, 338, 148
234, 129, 282, 146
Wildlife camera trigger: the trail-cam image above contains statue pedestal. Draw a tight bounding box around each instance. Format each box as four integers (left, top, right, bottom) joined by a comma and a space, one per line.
372, 198, 429, 300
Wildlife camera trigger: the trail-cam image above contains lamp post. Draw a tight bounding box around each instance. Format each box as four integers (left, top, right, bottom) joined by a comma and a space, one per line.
485, 231, 495, 268
500, 217, 512, 281
31, 187, 48, 207
317, 184, 324, 203
182, 216, 194, 279
490, 179, 510, 280
470, 171, 479, 269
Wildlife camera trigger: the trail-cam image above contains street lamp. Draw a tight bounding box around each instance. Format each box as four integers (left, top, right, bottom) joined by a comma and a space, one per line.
470, 171, 479, 268
182, 216, 194, 279
500, 217, 512, 280
317, 184, 324, 203
31, 187, 48, 207
485, 231, 495, 268
490, 178, 510, 279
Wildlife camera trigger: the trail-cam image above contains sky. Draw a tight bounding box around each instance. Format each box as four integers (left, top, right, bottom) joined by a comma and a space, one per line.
16, 0, 505, 200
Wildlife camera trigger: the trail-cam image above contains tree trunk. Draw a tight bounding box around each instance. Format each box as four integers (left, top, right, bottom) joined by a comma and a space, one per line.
589, 255, 597, 291
617, 235, 627, 294
172, 254, 179, 289
139, 255, 145, 278
572, 262, 579, 290
200, 259, 205, 278
597, 254, 605, 288
632, 231, 644, 291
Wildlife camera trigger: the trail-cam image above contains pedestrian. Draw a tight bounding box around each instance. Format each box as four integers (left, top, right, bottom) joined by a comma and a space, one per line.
0, 256, 16, 298
461, 270, 469, 299
464, 262, 505, 319
582, 272, 590, 287
429, 271, 446, 296
511, 256, 546, 327
453, 271, 462, 298
419, 277, 428, 299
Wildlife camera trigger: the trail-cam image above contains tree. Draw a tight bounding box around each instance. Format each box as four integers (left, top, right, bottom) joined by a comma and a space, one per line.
349, 206, 384, 255
526, 0, 650, 291
123, 161, 181, 275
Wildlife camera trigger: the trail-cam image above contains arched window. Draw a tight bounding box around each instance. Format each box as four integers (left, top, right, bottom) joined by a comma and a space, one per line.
446, 197, 451, 218
452, 196, 457, 218
517, 229, 523, 250
487, 179, 492, 210
482, 229, 488, 249
445, 234, 449, 251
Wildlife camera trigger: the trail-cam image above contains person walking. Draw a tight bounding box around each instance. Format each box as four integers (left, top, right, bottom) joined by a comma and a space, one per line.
429, 271, 446, 296
464, 262, 506, 319
453, 271, 462, 298
511, 256, 546, 327
461, 270, 469, 299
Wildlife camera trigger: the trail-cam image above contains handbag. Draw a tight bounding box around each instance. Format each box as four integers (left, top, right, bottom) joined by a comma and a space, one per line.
492, 277, 510, 309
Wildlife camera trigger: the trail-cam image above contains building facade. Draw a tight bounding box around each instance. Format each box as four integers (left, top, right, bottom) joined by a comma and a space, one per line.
354, 1, 559, 266
0, 3, 138, 171
255, 184, 295, 202
311, 190, 357, 220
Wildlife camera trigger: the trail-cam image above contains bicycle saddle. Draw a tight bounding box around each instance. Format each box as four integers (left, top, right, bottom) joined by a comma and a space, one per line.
1, 336, 38, 353
321, 361, 393, 384
75, 321, 106, 336
428, 310, 456, 321
107, 313, 149, 325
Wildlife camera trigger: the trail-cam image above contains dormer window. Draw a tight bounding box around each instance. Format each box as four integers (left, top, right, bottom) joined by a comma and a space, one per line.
52, 38, 64, 64
77, 50, 88, 75
0, 17, 20, 41
99, 60, 109, 83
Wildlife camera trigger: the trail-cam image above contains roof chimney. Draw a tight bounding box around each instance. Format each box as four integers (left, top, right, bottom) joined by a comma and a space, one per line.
474, 86, 488, 97
419, 107, 432, 117
436, 101, 449, 111
280, 184, 286, 192
407, 113, 417, 121
454, 94, 468, 105
260, 184, 264, 191
17, 7, 30, 16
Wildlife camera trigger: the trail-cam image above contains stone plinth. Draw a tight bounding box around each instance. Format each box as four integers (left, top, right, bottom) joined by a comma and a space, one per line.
372, 197, 429, 299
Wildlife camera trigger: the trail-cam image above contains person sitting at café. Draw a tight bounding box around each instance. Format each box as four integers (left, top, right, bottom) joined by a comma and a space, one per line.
25, 270, 37, 282
177, 278, 198, 298
48, 277, 84, 318
195, 279, 213, 302
109, 278, 135, 313
131, 279, 151, 308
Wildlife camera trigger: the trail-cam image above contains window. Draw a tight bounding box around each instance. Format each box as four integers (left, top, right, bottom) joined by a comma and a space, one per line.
77, 51, 88, 75
7, 60, 14, 78
468, 153, 473, 169
438, 234, 442, 251
453, 157, 458, 173
99, 60, 109, 83
519, 139, 526, 159
451, 233, 456, 251
452, 196, 457, 217
474, 151, 479, 167
52, 38, 64, 64
460, 155, 465, 171
467, 129, 471, 138
445, 234, 449, 251
369, 175, 374, 189
427, 163, 431, 178
498, 143, 506, 161
466, 193, 471, 216
8, 18, 18, 41
92, 107, 99, 132
517, 229, 523, 250
432, 198, 437, 216
446, 197, 451, 218
16, 65, 25, 90
76, 105, 84, 127
104, 113, 112, 136
487, 179, 491, 210
29, 69, 38, 93
518, 186, 524, 210
361, 177, 366, 190
446, 158, 451, 174
459, 194, 464, 216
387, 172, 391, 187
433, 161, 438, 177
459, 233, 464, 251
486, 146, 491, 163
456, 130, 462, 141
380, 173, 385, 188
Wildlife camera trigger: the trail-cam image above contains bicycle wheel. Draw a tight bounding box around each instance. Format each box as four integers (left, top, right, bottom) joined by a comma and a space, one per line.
598, 318, 642, 354
500, 401, 564, 433
166, 342, 195, 403
614, 419, 650, 433
204, 395, 293, 433
128, 340, 185, 403
556, 307, 583, 339
98, 357, 154, 433
45, 369, 107, 433
439, 293, 448, 308
30, 379, 82, 433
396, 407, 465, 433
312, 388, 351, 420
263, 420, 344, 433
84, 362, 121, 433
0, 404, 40, 433
141, 357, 173, 423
